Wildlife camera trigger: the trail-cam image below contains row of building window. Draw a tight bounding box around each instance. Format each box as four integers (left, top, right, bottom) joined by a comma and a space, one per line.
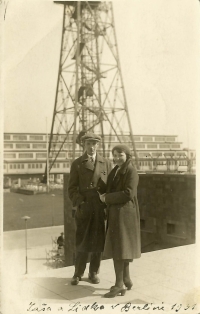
4, 143, 181, 150
50, 163, 71, 169
28, 164, 43, 169
51, 153, 66, 158
4, 149, 187, 160
9, 164, 25, 169
3, 160, 191, 171
4, 153, 67, 159
5, 162, 70, 169
4, 143, 47, 149
138, 152, 187, 158
4, 134, 177, 142
4, 135, 44, 141
136, 144, 180, 149
7, 163, 42, 169
138, 161, 188, 166
120, 136, 176, 142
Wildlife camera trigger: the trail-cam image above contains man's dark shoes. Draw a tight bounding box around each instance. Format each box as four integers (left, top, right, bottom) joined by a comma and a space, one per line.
88, 273, 100, 284
71, 276, 81, 285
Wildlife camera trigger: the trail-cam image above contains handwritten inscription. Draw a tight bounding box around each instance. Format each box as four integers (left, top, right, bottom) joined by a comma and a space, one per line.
27, 302, 52, 312
68, 302, 104, 312
26, 302, 198, 313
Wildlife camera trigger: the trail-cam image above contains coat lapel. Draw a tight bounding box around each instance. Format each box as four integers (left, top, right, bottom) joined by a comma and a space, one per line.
109, 160, 131, 189
107, 166, 118, 192
79, 152, 107, 188
117, 159, 131, 177
92, 153, 105, 186
80, 152, 94, 171
113, 167, 121, 185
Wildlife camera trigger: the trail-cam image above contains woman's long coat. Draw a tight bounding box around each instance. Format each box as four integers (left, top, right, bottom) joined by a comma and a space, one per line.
104, 159, 141, 260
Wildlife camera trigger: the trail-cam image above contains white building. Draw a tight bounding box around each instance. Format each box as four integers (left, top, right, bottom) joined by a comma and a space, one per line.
3, 133, 196, 180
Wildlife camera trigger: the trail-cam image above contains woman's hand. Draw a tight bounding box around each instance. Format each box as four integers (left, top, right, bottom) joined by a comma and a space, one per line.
97, 191, 106, 203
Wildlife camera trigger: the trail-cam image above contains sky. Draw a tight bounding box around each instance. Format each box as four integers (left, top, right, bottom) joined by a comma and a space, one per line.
3, 0, 200, 149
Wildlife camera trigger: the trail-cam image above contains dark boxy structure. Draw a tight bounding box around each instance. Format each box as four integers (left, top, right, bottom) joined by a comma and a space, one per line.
64, 173, 195, 266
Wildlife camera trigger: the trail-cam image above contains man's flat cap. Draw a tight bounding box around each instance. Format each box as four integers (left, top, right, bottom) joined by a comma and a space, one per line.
81, 132, 101, 142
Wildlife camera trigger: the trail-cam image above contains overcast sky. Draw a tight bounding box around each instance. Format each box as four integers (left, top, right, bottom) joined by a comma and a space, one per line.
3, 0, 200, 149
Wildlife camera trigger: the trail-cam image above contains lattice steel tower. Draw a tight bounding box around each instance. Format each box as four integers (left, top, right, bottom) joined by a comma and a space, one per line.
46, 1, 138, 178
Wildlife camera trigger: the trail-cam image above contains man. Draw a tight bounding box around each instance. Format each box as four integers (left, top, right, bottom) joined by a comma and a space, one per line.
68, 132, 112, 285
57, 232, 64, 249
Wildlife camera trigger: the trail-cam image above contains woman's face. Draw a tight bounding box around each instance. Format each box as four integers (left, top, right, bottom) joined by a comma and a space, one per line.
113, 150, 127, 167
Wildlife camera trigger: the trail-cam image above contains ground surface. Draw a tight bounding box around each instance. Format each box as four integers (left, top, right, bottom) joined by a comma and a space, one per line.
3, 190, 65, 231
3, 231, 200, 313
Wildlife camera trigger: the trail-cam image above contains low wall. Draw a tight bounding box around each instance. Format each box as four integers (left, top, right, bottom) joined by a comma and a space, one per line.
10, 188, 48, 195
138, 174, 195, 252
64, 173, 195, 266
10, 188, 36, 195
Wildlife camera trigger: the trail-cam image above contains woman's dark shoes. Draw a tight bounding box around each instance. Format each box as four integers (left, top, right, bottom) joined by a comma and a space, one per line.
88, 273, 100, 284
124, 280, 133, 290
71, 276, 81, 285
104, 286, 126, 298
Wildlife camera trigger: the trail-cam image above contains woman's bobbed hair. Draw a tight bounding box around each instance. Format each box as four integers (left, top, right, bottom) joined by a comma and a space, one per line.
112, 144, 132, 160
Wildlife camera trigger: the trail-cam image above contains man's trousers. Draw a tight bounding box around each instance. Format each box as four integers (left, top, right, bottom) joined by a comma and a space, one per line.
74, 252, 102, 277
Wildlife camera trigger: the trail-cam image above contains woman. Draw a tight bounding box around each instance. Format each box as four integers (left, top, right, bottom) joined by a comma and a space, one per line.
99, 144, 141, 298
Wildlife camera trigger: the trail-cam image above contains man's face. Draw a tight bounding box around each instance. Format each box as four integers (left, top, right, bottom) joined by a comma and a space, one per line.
84, 140, 99, 155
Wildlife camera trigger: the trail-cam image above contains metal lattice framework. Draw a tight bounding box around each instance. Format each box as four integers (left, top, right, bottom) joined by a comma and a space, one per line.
45, 1, 138, 179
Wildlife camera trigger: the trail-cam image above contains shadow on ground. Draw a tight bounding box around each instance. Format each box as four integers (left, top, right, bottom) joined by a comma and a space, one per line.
27, 277, 111, 300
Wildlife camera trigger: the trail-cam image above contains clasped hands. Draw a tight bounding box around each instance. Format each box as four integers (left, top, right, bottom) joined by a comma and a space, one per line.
97, 191, 106, 203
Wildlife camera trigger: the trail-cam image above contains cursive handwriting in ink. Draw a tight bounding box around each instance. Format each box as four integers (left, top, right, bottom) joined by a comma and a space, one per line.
68, 302, 104, 312
27, 302, 51, 311
121, 302, 166, 312
90, 302, 104, 311
82, 304, 104, 311
111, 304, 120, 309
26, 301, 199, 313
82, 305, 90, 311
68, 302, 105, 312
131, 304, 152, 311
171, 304, 197, 312
152, 303, 165, 311
121, 303, 131, 312
140, 304, 152, 310
68, 302, 82, 312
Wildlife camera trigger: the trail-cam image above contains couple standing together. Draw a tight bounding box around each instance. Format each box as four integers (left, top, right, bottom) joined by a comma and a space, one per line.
68, 132, 141, 298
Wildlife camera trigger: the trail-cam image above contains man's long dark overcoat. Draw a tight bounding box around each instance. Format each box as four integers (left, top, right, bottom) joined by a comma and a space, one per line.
104, 159, 141, 260
68, 152, 112, 252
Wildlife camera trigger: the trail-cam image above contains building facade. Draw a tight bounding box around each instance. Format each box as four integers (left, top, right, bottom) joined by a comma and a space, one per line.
3, 133, 196, 181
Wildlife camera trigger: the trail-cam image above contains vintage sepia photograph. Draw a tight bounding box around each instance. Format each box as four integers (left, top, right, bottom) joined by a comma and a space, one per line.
1, 0, 200, 313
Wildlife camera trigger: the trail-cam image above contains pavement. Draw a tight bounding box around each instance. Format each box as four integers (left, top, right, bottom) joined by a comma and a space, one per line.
1, 226, 200, 314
